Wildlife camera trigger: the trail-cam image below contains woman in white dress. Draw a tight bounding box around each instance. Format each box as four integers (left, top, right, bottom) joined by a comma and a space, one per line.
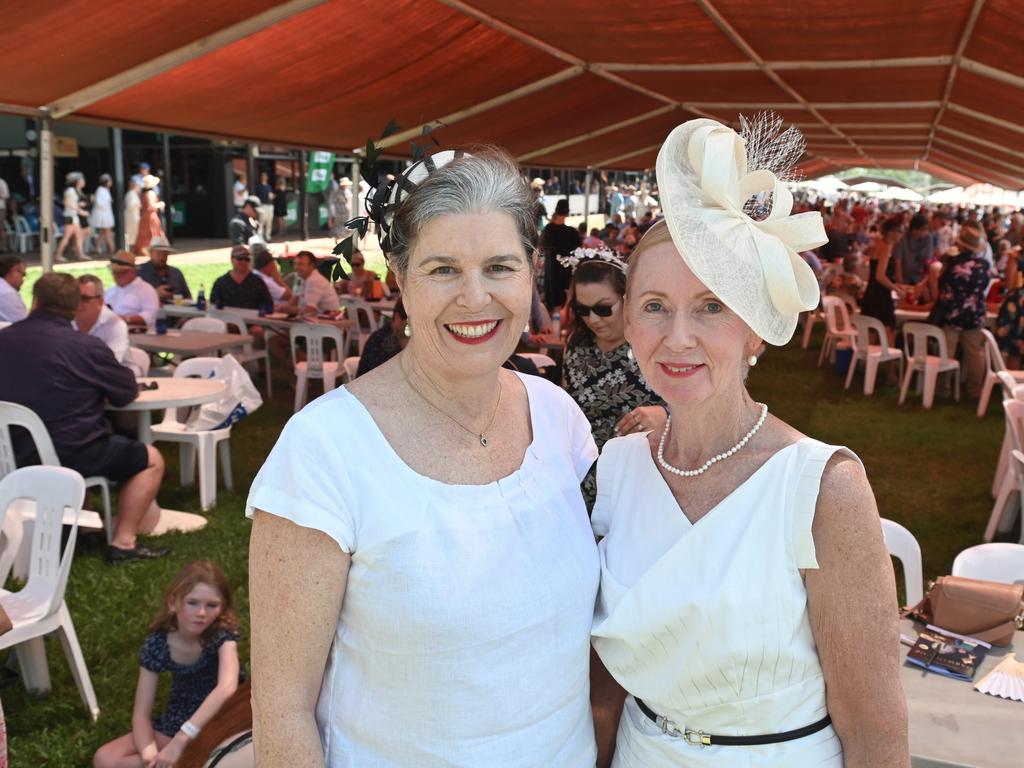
247, 148, 599, 767
124, 179, 141, 250
591, 117, 909, 767
89, 173, 116, 256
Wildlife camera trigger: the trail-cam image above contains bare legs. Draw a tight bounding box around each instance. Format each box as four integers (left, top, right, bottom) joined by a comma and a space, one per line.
111, 445, 165, 550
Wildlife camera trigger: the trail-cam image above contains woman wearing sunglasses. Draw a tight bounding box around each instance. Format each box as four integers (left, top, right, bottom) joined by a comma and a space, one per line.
561, 247, 666, 506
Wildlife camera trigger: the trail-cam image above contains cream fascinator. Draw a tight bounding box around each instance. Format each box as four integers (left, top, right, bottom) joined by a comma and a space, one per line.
656, 114, 827, 345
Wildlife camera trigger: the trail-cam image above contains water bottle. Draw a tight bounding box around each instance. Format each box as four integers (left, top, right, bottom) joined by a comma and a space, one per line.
155, 308, 167, 335
552, 309, 561, 338
196, 284, 206, 311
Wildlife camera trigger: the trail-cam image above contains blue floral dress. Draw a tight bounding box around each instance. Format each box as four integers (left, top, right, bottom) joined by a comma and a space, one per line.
927, 250, 990, 330
996, 253, 1024, 355
140, 628, 243, 736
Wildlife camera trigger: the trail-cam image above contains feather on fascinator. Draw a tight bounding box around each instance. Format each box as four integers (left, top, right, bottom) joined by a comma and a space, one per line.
557, 246, 628, 274
655, 112, 827, 345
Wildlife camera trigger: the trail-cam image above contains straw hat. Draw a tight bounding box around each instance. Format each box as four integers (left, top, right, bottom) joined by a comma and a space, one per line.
147, 236, 176, 253
955, 225, 985, 254
109, 251, 138, 268
655, 117, 827, 345
141, 174, 160, 190
338, 177, 353, 187
530, 177, 545, 190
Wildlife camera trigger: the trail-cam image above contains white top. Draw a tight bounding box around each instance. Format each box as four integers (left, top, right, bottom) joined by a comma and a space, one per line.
255, 269, 287, 302
0, 177, 9, 208
105, 277, 160, 328
246, 374, 600, 768
62, 187, 79, 218
298, 270, 338, 313
232, 180, 247, 207
74, 305, 131, 369
0, 278, 27, 323
592, 434, 855, 768
89, 186, 115, 229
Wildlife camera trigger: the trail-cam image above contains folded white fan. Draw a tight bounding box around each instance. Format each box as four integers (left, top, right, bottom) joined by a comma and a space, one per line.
974, 654, 1024, 702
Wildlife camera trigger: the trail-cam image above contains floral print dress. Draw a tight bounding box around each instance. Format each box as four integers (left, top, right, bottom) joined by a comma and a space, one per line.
996, 253, 1024, 355
928, 250, 990, 330
564, 335, 661, 506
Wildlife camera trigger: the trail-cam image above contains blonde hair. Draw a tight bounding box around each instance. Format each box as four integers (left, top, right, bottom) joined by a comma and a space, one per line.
625, 219, 673, 300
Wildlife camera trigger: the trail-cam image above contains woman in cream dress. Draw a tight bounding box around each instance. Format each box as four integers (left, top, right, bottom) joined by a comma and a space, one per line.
591, 118, 909, 768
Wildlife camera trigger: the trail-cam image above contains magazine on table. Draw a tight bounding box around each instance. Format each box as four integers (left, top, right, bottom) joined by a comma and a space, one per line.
905, 624, 990, 682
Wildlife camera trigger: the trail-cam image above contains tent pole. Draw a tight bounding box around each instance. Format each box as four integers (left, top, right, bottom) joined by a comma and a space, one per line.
112, 127, 125, 249
39, 113, 53, 271
350, 155, 361, 252
583, 168, 593, 230
298, 150, 309, 241
162, 133, 173, 241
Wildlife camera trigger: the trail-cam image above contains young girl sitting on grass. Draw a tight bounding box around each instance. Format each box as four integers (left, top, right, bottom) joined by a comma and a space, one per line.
94, 561, 242, 768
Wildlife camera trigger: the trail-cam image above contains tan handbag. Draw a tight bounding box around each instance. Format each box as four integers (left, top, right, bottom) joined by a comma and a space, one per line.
905, 575, 1024, 646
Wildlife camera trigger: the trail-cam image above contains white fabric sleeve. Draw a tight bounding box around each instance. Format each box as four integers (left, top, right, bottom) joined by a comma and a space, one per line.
590, 440, 618, 538
790, 443, 861, 570
246, 411, 358, 553
137, 282, 160, 327
566, 394, 598, 483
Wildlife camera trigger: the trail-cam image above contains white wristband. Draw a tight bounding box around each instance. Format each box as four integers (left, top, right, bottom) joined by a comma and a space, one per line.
179, 720, 200, 740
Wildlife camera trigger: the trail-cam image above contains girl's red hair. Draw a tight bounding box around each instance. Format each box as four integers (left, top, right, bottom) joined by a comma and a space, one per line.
150, 561, 239, 644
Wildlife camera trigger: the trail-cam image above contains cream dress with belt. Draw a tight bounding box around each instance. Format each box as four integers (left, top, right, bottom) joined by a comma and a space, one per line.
592, 433, 854, 767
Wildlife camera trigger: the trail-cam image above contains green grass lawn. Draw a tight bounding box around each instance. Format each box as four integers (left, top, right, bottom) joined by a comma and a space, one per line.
3, 328, 1014, 764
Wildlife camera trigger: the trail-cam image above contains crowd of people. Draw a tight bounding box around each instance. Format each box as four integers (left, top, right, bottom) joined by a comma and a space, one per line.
6, 109, 1024, 767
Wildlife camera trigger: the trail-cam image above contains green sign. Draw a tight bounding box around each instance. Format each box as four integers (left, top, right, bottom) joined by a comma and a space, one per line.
285, 199, 329, 226
306, 151, 335, 194
171, 200, 185, 226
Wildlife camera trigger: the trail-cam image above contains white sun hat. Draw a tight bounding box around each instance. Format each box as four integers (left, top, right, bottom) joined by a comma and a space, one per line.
655, 115, 828, 345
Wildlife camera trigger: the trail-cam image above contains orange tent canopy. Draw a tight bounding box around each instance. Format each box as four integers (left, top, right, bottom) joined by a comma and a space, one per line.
2, 0, 1022, 187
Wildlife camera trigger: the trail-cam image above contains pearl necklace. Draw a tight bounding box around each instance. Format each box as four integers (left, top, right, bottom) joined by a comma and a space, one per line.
657, 403, 768, 477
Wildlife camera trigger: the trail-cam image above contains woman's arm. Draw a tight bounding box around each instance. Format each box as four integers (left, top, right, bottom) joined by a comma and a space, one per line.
590, 647, 627, 768
249, 511, 351, 768
874, 250, 902, 294
805, 456, 909, 768
131, 668, 162, 764
153, 641, 241, 767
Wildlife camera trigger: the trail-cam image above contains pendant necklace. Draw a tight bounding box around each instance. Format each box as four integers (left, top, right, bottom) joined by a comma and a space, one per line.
657, 402, 768, 477
405, 374, 503, 448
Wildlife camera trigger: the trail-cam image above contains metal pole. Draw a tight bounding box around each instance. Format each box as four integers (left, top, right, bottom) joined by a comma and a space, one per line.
246, 144, 256, 193
39, 113, 54, 271
583, 168, 593, 230
350, 155, 361, 251
111, 127, 125, 249
298, 149, 309, 241
162, 133, 173, 241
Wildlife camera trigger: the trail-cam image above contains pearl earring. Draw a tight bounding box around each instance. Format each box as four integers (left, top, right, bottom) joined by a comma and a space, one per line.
523, 324, 530, 334
627, 346, 635, 361
747, 354, 758, 367
404, 322, 412, 338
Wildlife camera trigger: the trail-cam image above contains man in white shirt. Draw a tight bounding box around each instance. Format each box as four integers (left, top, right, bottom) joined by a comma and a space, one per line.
251, 244, 293, 305
104, 251, 160, 329
0, 255, 27, 323
233, 172, 248, 209
289, 250, 338, 315
73, 274, 142, 373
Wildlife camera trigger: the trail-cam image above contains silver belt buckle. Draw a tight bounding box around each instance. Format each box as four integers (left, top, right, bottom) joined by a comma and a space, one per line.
654, 713, 684, 739
684, 728, 712, 748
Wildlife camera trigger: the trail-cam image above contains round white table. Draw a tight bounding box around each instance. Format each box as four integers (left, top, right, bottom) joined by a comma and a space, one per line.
107, 377, 226, 443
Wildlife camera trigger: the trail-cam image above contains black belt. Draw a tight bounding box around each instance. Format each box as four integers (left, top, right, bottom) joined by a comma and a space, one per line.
635, 698, 832, 747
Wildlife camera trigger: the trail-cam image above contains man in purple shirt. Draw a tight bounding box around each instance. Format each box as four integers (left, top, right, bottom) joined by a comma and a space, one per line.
0, 272, 168, 563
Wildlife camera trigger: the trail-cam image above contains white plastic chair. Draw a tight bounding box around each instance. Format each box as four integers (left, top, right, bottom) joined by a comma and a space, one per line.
987, 404, 1024, 543
817, 295, 856, 367
880, 518, 924, 606
343, 356, 360, 382
208, 309, 272, 397
340, 296, 377, 355
150, 357, 233, 512
977, 329, 1024, 417
899, 322, 960, 408
13, 215, 38, 254
182, 316, 228, 334
845, 314, 903, 395
291, 324, 347, 412
801, 306, 824, 350
125, 346, 151, 377
992, 373, 1024, 501
951, 543, 1024, 585
0, 465, 99, 719
0, 401, 109, 542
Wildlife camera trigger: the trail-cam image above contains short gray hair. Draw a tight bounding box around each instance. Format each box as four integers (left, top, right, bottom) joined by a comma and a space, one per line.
387, 148, 537, 274
77, 274, 105, 296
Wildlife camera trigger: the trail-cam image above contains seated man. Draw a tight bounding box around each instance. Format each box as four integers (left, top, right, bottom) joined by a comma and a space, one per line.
252, 243, 293, 304
138, 237, 190, 303
286, 250, 338, 315
105, 251, 160, 328
0, 254, 27, 323
0, 272, 167, 562
73, 274, 144, 375
210, 244, 273, 310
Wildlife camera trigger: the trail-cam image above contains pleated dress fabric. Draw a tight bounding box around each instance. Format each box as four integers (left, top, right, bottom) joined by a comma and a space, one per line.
592, 433, 855, 768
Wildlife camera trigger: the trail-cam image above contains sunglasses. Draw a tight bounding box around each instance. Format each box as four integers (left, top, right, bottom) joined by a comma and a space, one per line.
233, 256, 251, 262
79, 294, 102, 301
573, 299, 619, 318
